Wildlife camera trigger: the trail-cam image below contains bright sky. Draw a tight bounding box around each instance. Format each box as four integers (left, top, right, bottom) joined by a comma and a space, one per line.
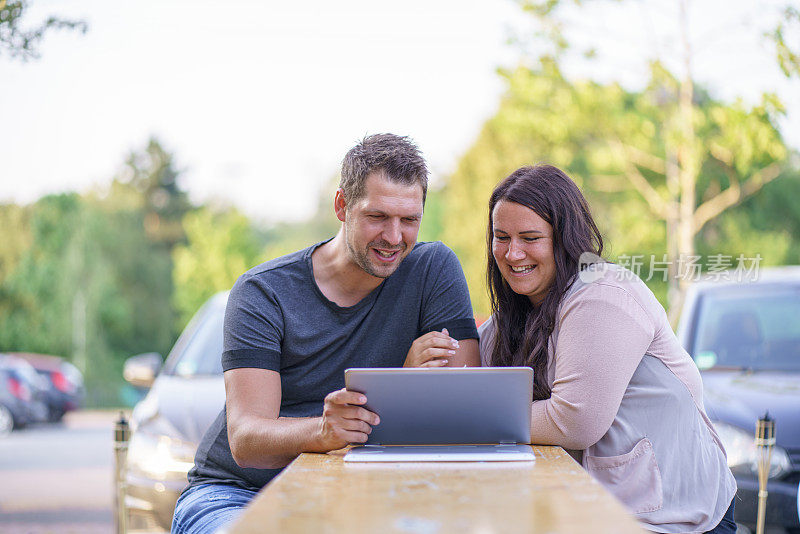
1, 0, 797, 224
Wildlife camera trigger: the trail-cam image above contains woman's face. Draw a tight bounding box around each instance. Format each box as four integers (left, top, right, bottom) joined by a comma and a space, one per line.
491, 200, 556, 305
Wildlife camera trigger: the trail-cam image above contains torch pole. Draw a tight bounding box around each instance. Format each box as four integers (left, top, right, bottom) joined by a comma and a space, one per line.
114, 411, 130, 534
755, 412, 775, 534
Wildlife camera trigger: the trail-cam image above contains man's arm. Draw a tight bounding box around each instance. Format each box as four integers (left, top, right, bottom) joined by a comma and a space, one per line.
451, 338, 479, 366
225, 368, 380, 469
413, 244, 480, 366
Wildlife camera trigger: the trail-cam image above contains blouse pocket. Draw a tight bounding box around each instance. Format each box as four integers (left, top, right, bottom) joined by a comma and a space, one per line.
584, 437, 663, 514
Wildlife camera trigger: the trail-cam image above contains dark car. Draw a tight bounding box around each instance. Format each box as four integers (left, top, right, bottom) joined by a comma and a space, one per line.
121, 292, 226, 532
677, 267, 800, 534
0, 368, 34, 436
0, 354, 50, 432
11, 353, 85, 422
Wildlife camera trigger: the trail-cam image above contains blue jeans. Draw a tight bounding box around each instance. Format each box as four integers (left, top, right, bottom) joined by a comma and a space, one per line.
705, 498, 736, 534
171, 483, 258, 534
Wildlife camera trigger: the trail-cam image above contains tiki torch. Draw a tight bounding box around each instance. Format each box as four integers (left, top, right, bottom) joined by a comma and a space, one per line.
755, 412, 775, 534
114, 411, 130, 534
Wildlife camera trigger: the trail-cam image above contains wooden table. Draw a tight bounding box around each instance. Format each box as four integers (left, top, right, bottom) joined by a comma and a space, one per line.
227, 446, 645, 534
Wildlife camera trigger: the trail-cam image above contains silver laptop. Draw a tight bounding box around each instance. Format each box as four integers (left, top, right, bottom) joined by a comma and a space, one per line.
343, 367, 535, 462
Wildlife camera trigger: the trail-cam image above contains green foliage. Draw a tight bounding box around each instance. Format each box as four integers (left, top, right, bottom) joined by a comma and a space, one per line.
109, 138, 193, 249
769, 5, 800, 77
0, 0, 87, 61
261, 177, 341, 261
498, 0, 800, 322
443, 62, 655, 314
0, 139, 190, 406
442, 60, 799, 316
0, 202, 31, 282
0, 194, 82, 359
173, 207, 263, 327
419, 187, 445, 243
697, 170, 800, 265
0, 192, 176, 406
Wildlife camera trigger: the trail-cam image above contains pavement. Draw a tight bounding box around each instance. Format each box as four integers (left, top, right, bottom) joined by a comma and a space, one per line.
0, 410, 121, 534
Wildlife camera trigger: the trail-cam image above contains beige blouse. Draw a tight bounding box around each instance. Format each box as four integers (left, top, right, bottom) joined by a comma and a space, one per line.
479, 263, 736, 533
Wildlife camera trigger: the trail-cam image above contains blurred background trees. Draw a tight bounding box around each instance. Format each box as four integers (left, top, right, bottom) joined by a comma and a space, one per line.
444, 0, 800, 318
0, 140, 345, 405
172, 207, 262, 327
0, 141, 183, 405
443, 59, 800, 316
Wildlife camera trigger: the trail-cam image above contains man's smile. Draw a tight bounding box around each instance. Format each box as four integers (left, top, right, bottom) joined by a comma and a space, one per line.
372, 248, 402, 262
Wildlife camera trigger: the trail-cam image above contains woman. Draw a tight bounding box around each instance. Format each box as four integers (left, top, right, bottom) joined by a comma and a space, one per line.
479, 165, 736, 533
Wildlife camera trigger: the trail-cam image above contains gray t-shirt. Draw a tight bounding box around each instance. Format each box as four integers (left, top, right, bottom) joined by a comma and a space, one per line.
188, 240, 478, 491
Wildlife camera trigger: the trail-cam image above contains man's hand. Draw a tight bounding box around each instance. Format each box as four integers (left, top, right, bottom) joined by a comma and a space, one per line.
314, 388, 380, 451
404, 328, 459, 368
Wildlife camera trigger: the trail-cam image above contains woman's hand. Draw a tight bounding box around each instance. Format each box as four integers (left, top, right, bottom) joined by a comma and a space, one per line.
403, 328, 459, 368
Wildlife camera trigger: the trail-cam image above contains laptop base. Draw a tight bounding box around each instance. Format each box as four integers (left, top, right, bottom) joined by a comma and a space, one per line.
344, 444, 535, 463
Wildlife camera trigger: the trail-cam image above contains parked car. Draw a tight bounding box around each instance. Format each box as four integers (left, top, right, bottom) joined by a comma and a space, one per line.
0, 353, 51, 426
0, 367, 33, 436
122, 292, 226, 532
676, 267, 800, 534
10, 353, 85, 422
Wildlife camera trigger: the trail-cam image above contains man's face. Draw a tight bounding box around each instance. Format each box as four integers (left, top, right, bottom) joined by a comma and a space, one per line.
343, 172, 424, 279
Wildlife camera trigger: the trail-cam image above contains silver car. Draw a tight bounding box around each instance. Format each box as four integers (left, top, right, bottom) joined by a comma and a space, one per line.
122, 293, 227, 532
676, 267, 800, 534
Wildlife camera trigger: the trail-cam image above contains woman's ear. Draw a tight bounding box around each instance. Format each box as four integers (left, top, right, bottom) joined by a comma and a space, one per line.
334, 189, 347, 222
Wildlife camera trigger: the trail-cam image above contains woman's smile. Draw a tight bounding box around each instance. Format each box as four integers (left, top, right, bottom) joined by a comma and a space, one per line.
508, 264, 537, 274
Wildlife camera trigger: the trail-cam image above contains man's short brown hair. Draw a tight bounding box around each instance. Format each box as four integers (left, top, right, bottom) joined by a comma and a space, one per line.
339, 133, 428, 206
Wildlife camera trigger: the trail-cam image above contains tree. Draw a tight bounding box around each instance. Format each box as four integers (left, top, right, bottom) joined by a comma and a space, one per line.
454, 0, 800, 319
0, 139, 190, 406
0, 0, 87, 61
442, 57, 799, 317
259, 175, 341, 260
443, 62, 665, 315
108, 137, 193, 248
418, 188, 446, 243
0, 193, 177, 405
0, 202, 31, 283
0, 194, 84, 360
172, 207, 263, 327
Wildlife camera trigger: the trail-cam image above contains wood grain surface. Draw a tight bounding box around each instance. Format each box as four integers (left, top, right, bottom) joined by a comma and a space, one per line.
227, 446, 646, 534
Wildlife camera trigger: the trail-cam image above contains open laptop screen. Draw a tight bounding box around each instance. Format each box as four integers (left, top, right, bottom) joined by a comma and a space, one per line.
344, 367, 533, 445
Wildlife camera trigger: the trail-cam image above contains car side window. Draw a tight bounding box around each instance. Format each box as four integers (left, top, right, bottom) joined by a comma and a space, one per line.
172, 307, 225, 377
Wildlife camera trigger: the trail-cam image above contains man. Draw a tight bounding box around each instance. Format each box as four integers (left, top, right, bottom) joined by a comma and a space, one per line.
171, 133, 479, 533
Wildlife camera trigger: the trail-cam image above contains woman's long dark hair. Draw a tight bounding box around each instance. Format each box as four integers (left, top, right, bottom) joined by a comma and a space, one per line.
488, 165, 604, 400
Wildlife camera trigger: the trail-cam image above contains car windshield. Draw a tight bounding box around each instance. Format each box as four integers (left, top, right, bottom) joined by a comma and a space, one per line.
692, 284, 800, 371
169, 304, 224, 377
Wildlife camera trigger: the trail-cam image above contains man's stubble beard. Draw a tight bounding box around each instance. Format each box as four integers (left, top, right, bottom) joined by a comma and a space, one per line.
344, 218, 406, 279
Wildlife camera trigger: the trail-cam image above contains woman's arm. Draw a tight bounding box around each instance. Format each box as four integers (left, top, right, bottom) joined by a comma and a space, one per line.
530, 284, 654, 450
